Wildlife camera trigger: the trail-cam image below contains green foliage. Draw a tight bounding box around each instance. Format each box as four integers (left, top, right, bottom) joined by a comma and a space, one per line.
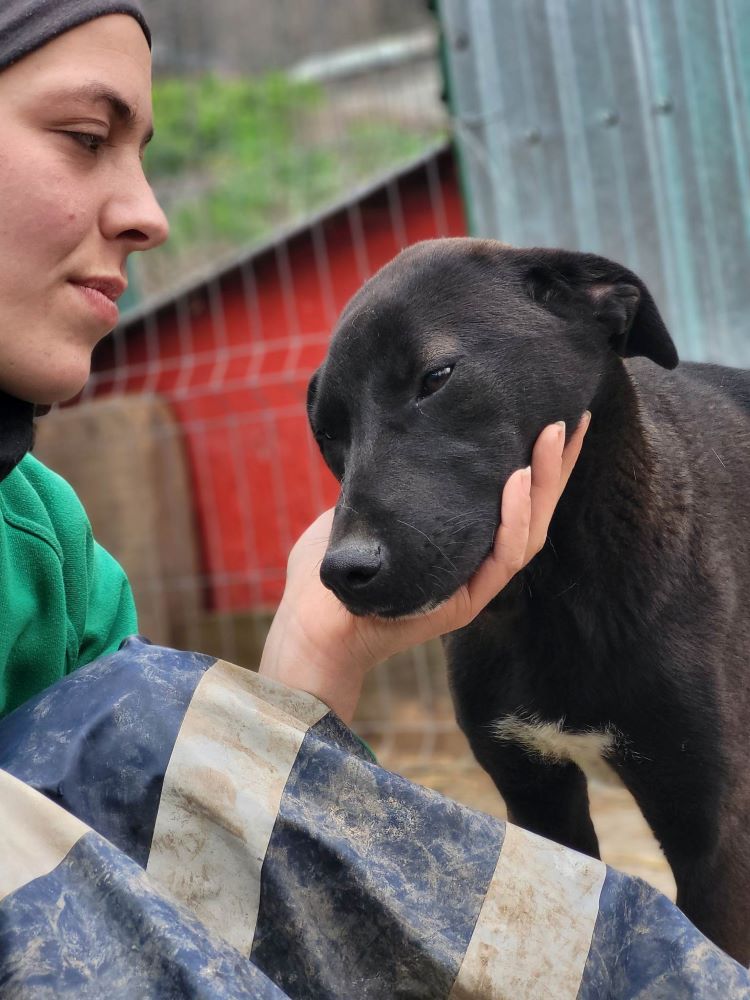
147, 73, 322, 181
136, 72, 445, 298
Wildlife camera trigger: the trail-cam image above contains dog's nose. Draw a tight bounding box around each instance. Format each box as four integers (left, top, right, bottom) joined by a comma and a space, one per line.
320, 540, 382, 596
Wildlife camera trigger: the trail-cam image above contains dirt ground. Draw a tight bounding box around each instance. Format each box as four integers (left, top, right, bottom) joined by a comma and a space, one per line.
385, 750, 676, 901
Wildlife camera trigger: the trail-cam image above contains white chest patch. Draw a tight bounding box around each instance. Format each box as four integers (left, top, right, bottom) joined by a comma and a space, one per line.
491, 714, 623, 784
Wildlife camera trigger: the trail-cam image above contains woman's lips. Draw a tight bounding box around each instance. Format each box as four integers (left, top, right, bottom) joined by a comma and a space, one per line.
68, 280, 121, 327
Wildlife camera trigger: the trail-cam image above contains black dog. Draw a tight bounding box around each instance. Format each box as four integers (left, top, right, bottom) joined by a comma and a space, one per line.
307, 238, 750, 963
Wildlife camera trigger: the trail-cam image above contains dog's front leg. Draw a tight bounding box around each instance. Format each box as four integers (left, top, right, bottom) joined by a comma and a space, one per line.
469, 735, 600, 858
620, 755, 750, 965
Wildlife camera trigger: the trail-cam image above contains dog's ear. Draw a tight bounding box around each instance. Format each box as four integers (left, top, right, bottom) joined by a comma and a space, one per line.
523, 250, 678, 369
306, 369, 320, 426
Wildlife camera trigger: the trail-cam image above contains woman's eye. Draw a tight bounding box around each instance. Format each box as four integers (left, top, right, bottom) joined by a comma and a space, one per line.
419, 365, 454, 399
67, 132, 106, 153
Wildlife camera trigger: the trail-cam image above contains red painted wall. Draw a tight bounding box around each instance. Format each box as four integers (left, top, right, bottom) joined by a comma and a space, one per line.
90, 150, 466, 610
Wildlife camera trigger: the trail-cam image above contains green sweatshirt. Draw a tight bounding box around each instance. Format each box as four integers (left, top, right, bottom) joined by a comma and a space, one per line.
0, 453, 137, 717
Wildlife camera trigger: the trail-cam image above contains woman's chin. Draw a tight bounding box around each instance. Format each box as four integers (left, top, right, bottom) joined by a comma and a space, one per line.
1, 373, 89, 407
7, 351, 94, 405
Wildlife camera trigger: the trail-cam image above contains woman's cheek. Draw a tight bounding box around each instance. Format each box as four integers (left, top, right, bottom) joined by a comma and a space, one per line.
2, 152, 91, 260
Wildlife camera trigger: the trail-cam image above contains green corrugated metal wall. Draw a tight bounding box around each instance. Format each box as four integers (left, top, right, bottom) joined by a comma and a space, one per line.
438, 0, 750, 365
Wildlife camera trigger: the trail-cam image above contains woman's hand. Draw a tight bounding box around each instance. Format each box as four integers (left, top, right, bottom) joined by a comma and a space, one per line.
259, 413, 590, 724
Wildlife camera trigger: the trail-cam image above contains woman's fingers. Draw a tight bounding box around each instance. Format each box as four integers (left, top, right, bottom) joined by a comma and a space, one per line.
525, 421, 566, 560
525, 411, 590, 560
460, 465, 532, 615
560, 410, 591, 490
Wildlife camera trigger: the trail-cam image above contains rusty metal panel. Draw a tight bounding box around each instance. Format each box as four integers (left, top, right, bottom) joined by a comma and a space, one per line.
439, 0, 750, 365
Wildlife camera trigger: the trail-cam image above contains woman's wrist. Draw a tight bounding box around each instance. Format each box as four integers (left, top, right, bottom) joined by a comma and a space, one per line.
258, 597, 372, 725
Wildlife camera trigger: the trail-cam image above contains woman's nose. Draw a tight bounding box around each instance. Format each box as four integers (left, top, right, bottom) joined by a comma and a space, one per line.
102, 166, 170, 251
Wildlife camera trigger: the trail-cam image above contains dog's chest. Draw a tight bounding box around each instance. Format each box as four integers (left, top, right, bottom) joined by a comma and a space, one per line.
492, 714, 623, 784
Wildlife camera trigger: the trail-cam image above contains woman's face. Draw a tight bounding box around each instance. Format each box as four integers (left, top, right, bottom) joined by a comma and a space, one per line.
0, 14, 169, 404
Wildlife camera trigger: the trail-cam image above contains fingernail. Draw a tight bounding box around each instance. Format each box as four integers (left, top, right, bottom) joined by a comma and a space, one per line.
523, 465, 532, 492
554, 421, 566, 451
582, 410, 592, 427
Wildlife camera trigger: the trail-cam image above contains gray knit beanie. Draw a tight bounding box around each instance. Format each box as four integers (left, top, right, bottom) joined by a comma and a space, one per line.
0, 0, 151, 72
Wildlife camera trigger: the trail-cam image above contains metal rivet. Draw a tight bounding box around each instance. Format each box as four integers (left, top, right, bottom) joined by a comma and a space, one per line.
653, 98, 674, 115
525, 128, 542, 145
453, 31, 470, 51
600, 110, 620, 127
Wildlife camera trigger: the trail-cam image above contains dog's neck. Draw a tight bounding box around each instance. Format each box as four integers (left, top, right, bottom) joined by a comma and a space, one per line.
529, 359, 689, 613
567, 360, 661, 524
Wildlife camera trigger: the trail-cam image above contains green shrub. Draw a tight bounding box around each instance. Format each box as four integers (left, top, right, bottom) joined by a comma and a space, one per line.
147, 73, 323, 180
133, 72, 445, 299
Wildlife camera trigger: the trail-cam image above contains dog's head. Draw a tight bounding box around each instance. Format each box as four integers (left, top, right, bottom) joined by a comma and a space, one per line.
308, 239, 677, 617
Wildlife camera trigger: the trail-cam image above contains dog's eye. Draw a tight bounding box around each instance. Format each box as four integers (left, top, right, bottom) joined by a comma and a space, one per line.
419, 365, 454, 399
317, 429, 335, 442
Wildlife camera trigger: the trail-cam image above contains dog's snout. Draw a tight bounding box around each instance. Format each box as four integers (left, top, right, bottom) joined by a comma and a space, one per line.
320, 539, 382, 598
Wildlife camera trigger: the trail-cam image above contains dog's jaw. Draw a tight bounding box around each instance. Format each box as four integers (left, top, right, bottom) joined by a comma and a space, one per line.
334, 592, 451, 621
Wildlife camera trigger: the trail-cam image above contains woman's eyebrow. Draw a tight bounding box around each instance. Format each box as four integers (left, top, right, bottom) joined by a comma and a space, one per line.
45, 82, 154, 144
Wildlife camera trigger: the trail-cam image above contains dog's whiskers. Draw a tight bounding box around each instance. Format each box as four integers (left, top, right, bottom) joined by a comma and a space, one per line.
395, 518, 462, 574
445, 517, 495, 538
426, 566, 457, 594
337, 501, 359, 515
440, 509, 488, 527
